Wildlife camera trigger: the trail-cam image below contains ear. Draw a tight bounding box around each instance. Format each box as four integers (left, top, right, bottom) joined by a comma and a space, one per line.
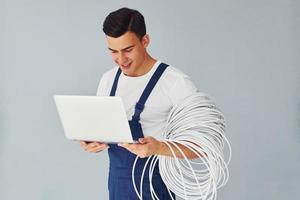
142, 34, 150, 48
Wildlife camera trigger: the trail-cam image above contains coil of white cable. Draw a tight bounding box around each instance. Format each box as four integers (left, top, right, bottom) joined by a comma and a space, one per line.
132, 92, 232, 200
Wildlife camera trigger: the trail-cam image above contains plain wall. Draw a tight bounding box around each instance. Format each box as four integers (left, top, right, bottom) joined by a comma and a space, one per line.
1, 0, 300, 199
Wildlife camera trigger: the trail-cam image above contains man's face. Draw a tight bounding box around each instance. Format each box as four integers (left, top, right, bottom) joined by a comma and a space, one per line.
106, 31, 149, 77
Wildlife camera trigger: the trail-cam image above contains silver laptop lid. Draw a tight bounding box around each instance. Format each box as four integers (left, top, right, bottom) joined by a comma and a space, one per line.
54, 95, 134, 143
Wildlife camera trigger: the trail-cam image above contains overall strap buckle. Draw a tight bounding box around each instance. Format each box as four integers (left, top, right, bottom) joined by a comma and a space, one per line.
132, 102, 145, 121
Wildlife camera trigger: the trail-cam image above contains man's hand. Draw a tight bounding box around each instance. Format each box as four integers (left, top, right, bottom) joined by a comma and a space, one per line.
80, 141, 109, 153
118, 136, 163, 158
118, 137, 202, 159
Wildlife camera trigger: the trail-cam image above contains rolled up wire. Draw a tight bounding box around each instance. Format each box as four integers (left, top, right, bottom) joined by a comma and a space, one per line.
132, 92, 232, 200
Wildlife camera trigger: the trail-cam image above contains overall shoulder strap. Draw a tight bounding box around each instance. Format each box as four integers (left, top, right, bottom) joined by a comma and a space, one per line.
132, 62, 169, 120
109, 68, 122, 96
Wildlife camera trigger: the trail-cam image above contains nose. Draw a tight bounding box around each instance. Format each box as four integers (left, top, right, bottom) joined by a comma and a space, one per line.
116, 52, 127, 65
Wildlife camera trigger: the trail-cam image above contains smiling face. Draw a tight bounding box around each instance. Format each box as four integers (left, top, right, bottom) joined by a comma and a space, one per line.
107, 31, 150, 77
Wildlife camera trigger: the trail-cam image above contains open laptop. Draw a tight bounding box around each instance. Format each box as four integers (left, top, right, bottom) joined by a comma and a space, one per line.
53, 95, 135, 144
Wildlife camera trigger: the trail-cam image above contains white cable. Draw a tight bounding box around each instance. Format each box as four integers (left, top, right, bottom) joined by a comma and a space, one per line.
132, 92, 231, 200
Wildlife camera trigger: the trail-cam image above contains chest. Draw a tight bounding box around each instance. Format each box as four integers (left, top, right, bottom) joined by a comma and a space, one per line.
114, 77, 173, 120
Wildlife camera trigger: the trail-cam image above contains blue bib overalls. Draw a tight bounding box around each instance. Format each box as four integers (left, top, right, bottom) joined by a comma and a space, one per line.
108, 63, 175, 200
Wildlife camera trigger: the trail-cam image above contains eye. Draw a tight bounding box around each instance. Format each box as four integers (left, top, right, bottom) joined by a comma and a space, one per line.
124, 48, 133, 53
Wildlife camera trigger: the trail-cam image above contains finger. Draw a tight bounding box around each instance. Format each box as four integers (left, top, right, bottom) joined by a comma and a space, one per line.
87, 143, 107, 151
97, 143, 109, 149
86, 143, 108, 152
80, 141, 88, 147
80, 141, 92, 151
86, 142, 101, 148
118, 143, 130, 147
87, 145, 108, 153
139, 136, 154, 143
83, 143, 97, 152
138, 138, 146, 143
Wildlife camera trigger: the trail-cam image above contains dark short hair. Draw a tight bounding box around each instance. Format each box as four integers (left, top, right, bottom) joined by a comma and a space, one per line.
103, 7, 146, 39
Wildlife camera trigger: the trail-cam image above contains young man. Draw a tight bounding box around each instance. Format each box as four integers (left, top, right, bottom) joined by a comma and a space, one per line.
80, 7, 199, 199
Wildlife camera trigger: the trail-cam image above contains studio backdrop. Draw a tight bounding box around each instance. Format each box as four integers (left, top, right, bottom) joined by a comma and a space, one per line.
1, 0, 300, 199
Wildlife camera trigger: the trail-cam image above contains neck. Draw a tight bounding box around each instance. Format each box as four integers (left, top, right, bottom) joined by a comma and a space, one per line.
131, 54, 157, 77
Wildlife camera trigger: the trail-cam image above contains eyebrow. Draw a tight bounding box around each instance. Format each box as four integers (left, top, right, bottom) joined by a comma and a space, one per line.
108, 45, 135, 52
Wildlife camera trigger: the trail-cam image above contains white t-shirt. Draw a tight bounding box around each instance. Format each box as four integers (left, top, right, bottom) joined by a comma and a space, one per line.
96, 61, 198, 140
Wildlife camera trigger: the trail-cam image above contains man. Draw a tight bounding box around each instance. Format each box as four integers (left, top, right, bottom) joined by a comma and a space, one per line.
80, 7, 200, 199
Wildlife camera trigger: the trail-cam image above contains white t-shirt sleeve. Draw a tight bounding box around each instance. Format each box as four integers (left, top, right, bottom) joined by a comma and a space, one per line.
96, 74, 109, 96
169, 74, 198, 106
96, 67, 118, 96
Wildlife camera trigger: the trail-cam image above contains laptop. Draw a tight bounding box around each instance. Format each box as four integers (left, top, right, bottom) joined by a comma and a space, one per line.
53, 95, 135, 144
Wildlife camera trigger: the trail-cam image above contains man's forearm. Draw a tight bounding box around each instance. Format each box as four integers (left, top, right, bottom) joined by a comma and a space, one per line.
157, 141, 203, 159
